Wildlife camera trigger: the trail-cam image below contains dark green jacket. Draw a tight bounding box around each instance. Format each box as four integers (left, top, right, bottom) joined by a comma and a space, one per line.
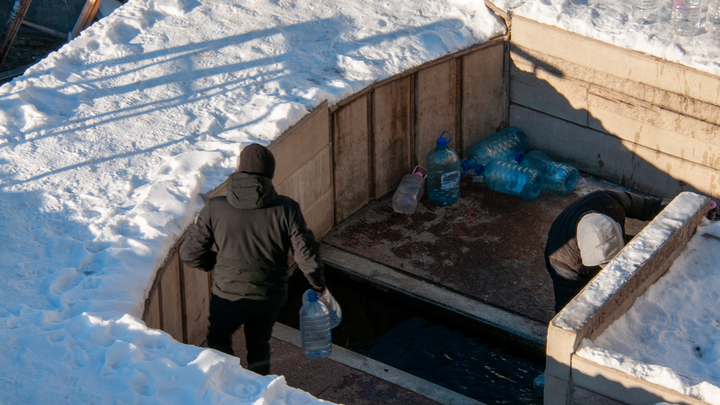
545, 190, 664, 279
179, 172, 325, 301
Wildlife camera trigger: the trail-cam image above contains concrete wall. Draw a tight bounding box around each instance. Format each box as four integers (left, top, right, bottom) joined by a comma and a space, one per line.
508, 16, 720, 200
141, 38, 508, 346
544, 192, 712, 405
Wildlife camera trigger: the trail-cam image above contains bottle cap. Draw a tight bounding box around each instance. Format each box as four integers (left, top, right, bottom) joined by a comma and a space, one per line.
510, 153, 524, 163
412, 165, 428, 178
308, 290, 320, 302
436, 131, 452, 148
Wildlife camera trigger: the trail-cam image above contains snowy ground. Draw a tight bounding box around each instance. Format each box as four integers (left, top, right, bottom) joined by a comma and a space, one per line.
578, 219, 720, 405
1, 0, 719, 403
0, 0, 504, 403
491, 0, 720, 77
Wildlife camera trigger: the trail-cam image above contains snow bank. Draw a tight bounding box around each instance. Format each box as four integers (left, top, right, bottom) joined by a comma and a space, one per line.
577, 219, 720, 405
0, 0, 504, 402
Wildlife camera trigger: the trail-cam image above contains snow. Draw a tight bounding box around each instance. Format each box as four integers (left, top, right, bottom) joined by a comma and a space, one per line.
553, 192, 709, 333
0, 0, 504, 403
577, 219, 720, 405
491, 0, 720, 77
1, 0, 718, 402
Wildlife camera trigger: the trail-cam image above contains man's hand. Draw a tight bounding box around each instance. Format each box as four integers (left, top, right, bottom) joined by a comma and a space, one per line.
707, 201, 718, 221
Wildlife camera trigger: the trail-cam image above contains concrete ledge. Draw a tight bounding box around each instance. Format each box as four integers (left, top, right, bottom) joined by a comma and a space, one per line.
271, 323, 484, 405
572, 355, 710, 405
320, 243, 548, 351
544, 192, 711, 403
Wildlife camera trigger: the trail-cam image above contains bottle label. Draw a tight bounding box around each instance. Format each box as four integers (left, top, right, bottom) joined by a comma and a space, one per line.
440, 170, 460, 190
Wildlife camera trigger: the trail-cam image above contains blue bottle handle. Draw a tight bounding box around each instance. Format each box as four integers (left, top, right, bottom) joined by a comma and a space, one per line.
440, 131, 453, 143
461, 160, 483, 177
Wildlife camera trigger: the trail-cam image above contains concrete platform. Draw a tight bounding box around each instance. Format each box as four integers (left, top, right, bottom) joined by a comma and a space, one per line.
320, 174, 652, 350
229, 323, 482, 405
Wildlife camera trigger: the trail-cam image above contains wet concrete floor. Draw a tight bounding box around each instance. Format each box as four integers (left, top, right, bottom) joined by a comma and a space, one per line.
321, 174, 651, 326
224, 174, 652, 405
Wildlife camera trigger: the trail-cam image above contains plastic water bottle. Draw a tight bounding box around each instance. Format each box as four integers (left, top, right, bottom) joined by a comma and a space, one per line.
392, 165, 427, 214
479, 160, 542, 199
426, 131, 461, 206
671, 0, 703, 35
708, 0, 720, 34
302, 289, 342, 329
632, 0, 664, 23
519, 150, 580, 195
299, 291, 332, 359
465, 127, 528, 169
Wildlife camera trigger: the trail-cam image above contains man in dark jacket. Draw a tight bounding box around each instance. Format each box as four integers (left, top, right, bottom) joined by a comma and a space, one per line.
179, 143, 326, 375
545, 190, 665, 313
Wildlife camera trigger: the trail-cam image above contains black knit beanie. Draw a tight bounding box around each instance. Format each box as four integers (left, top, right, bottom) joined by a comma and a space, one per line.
238, 143, 275, 179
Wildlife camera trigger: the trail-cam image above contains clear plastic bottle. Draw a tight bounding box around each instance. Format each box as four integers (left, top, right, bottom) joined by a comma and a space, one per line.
426, 131, 461, 206
480, 159, 542, 200
708, 0, 720, 34
632, 0, 664, 23
302, 289, 342, 329
391, 165, 426, 214
519, 150, 580, 195
299, 291, 332, 359
465, 127, 528, 170
671, 0, 704, 36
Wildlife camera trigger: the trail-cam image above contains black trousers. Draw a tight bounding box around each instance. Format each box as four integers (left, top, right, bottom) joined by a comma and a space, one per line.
546, 262, 598, 314
207, 294, 286, 375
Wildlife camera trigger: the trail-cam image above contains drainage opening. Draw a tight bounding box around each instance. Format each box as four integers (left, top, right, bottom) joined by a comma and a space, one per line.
277, 267, 545, 405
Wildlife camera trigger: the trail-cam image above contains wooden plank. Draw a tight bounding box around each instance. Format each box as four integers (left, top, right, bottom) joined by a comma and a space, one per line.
372, 76, 415, 199
510, 16, 720, 108
587, 89, 720, 169
302, 187, 334, 240
0, 0, 34, 69
417, 59, 458, 165
143, 288, 162, 330
462, 42, 507, 158
270, 101, 330, 187
71, 0, 103, 39
333, 95, 370, 224
510, 46, 590, 127
20, 20, 67, 40
510, 44, 720, 127
182, 262, 210, 347
160, 254, 184, 343
275, 143, 332, 212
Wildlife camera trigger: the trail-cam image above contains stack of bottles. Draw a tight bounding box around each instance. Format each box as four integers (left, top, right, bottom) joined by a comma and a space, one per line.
299, 289, 342, 360
462, 127, 579, 199
631, 0, 720, 36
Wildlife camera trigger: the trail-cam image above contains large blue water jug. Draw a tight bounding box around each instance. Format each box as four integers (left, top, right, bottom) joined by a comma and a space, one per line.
481, 159, 542, 199
466, 127, 528, 169
302, 289, 342, 329
426, 131, 461, 206
519, 150, 579, 195
299, 291, 332, 359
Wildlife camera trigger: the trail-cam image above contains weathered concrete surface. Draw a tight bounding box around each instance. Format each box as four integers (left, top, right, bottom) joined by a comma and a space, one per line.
321, 174, 652, 329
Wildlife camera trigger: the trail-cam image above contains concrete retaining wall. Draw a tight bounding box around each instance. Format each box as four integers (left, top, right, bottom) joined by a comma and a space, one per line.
142, 37, 508, 347
508, 16, 720, 200
544, 192, 712, 405
141, 18, 720, 403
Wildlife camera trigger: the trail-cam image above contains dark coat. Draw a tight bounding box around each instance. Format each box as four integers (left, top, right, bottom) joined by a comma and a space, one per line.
179, 172, 325, 302
545, 190, 664, 279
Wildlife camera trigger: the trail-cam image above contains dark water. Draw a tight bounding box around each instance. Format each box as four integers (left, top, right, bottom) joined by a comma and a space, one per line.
277, 269, 545, 405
